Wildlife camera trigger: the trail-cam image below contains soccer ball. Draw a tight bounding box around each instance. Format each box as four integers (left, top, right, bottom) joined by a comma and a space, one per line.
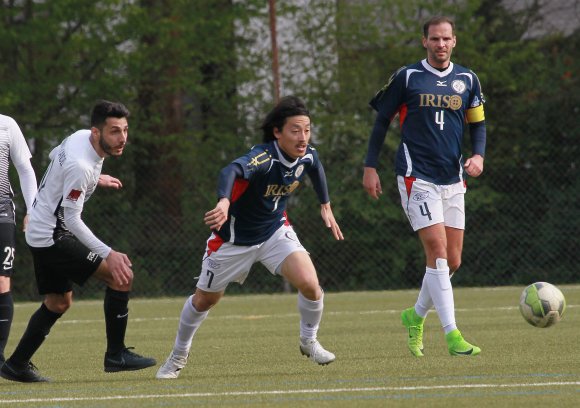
519, 282, 566, 328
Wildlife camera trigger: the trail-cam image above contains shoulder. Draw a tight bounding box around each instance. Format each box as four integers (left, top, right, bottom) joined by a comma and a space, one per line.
235, 143, 274, 171
61, 131, 94, 170
304, 145, 319, 160
452, 63, 481, 81
0, 114, 20, 133
382, 64, 412, 88
370, 64, 413, 109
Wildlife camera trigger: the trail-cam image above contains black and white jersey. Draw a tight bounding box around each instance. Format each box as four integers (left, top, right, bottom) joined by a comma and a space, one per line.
0, 114, 35, 222
26, 130, 103, 248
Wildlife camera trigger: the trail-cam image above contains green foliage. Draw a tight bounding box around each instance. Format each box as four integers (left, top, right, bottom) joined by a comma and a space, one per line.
2, 0, 578, 299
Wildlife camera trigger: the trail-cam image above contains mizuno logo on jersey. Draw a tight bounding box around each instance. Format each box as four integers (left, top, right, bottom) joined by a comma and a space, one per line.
66, 189, 82, 202
419, 94, 463, 110
436, 81, 447, 87
264, 181, 300, 197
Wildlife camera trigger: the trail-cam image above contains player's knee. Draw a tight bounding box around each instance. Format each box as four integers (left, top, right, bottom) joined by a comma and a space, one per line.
45, 298, 72, 314
298, 282, 322, 301
192, 291, 221, 312
449, 259, 461, 274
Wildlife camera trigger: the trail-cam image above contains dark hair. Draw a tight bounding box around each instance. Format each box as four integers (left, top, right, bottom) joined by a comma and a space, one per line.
423, 16, 455, 38
261, 96, 310, 142
90, 100, 130, 128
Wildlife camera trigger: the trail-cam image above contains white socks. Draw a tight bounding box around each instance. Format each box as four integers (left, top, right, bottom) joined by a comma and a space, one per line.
298, 290, 323, 340
173, 295, 209, 358
416, 258, 457, 334
415, 274, 434, 317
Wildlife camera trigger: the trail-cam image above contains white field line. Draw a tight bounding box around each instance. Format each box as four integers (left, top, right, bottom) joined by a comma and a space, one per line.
45, 303, 574, 325
1, 381, 579, 404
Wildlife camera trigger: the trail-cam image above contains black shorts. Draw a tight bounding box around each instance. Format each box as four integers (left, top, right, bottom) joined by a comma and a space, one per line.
29, 234, 103, 295
0, 222, 16, 278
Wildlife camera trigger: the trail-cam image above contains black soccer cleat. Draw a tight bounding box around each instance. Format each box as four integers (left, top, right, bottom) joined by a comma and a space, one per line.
0, 360, 50, 383
104, 347, 156, 372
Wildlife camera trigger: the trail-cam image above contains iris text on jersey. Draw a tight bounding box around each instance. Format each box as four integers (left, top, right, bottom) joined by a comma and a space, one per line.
263, 181, 300, 197
419, 94, 462, 110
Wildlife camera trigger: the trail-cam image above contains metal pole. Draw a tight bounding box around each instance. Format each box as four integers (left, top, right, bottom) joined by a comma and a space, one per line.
268, 0, 281, 103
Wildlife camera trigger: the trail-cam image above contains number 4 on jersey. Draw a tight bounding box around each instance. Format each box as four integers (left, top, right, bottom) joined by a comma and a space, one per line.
435, 110, 445, 130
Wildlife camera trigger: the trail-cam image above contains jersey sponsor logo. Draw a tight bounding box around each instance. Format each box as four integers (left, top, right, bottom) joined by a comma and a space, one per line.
264, 181, 300, 198
66, 189, 82, 202
451, 80, 466, 94
412, 191, 430, 201
419, 94, 462, 111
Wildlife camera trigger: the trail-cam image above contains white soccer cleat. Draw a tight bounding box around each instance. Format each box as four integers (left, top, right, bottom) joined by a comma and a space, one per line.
155, 352, 188, 379
299, 338, 336, 365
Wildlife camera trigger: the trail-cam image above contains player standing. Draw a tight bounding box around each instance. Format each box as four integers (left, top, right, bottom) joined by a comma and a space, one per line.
0, 100, 156, 382
0, 114, 38, 365
156, 95, 344, 379
363, 16, 486, 357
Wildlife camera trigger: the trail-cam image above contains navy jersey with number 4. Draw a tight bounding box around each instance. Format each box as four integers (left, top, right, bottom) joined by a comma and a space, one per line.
366, 59, 486, 185
216, 141, 327, 246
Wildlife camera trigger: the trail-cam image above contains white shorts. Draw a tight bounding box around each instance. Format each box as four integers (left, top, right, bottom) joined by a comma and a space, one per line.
397, 176, 466, 231
196, 224, 308, 292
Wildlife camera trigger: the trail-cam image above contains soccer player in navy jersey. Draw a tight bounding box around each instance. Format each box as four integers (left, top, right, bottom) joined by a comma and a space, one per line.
363, 16, 486, 357
157, 95, 344, 379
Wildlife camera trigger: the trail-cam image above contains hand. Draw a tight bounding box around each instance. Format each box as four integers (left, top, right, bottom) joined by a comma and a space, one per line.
23, 214, 29, 232
106, 249, 133, 286
464, 155, 484, 177
363, 167, 382, 199
320, 203, 344, 241
98, 174, 123, 189
204, 198, 230, 231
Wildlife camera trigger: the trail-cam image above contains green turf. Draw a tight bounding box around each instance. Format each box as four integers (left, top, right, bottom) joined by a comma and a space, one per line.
1, 286, 578, 407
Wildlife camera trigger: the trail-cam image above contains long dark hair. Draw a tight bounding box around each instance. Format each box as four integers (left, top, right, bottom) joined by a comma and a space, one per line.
261, 96, 310, 143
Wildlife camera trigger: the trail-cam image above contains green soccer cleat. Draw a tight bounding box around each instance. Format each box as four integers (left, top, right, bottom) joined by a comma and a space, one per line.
446, 329, 481, 356
401, 307, 425, 357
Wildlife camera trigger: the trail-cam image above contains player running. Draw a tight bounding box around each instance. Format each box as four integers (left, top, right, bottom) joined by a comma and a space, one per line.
156, 95, 344, 379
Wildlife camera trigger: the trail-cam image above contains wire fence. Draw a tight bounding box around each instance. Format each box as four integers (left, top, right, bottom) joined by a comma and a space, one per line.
11, 126, 578, 301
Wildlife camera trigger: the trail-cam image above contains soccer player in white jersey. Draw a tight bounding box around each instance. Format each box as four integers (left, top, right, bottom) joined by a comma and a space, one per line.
0, 101, 156, 383
363, 16, 486, 357
0, 115, 37, 366
156, 96, 344, 379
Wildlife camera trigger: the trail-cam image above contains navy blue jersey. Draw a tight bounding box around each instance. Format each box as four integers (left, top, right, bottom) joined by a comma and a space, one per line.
215, 141, 328, 246
366, 59, 486, 184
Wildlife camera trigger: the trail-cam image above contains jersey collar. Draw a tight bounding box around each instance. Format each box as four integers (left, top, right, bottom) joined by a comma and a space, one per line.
273, 141, 301, 168
421, 59, 454, 77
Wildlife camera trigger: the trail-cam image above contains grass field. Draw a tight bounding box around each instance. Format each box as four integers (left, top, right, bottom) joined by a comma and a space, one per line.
0, 285, 578, 407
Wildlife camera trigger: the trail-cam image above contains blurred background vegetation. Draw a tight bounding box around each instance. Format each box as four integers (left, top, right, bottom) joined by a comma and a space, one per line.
0, 0, 577, 300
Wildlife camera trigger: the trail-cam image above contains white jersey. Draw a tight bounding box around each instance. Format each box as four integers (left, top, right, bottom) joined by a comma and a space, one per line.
0, 114, 36, 218
26, 130, 109, 256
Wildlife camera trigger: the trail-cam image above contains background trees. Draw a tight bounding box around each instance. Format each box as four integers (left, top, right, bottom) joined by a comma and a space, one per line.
1, 0, 576, 299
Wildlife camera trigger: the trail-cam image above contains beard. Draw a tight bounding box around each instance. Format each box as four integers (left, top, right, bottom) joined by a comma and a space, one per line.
99, 136, 123, 157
